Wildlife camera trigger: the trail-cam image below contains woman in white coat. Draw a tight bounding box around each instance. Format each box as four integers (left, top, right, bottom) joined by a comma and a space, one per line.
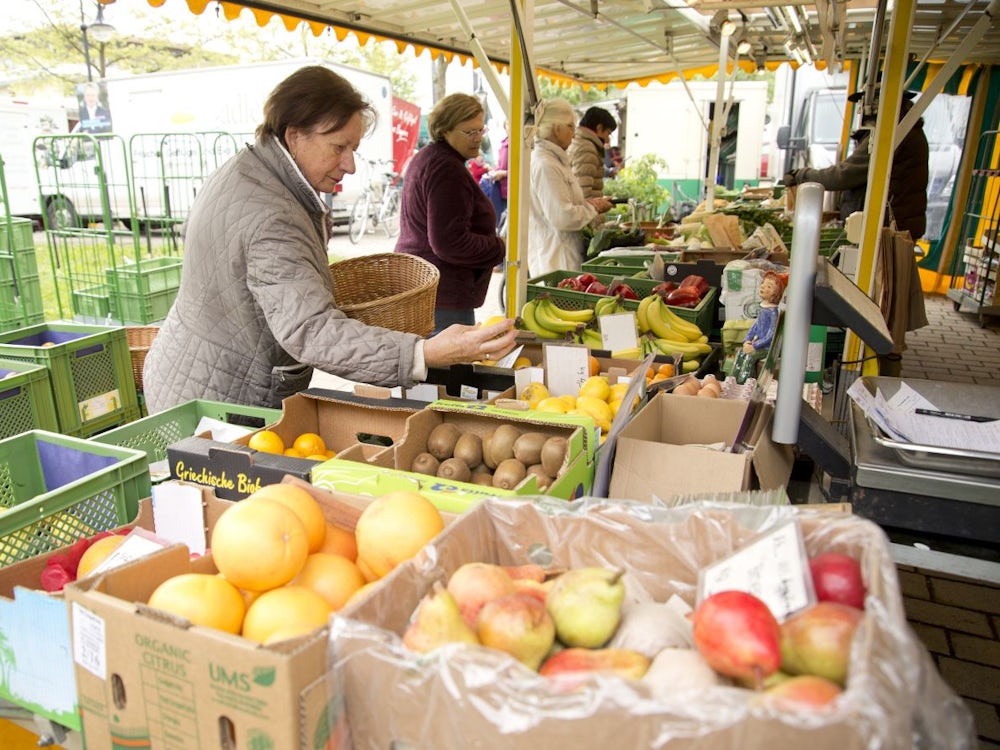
528, 99, 613, 276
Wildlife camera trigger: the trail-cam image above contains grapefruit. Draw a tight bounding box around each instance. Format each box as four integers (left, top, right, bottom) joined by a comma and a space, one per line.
242, 585, 332, 643
247, 483, 327, 553
291, 553, 366, 610
210, 498, 309, 591
354, 491, 444, 580
76, 535, 127, 579
147, 573, 246, 634
318, 522, 358, 561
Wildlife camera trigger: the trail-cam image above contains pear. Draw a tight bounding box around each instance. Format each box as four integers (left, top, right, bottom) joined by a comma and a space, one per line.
477, 593, 555, 671
691, 590, 781, 688
545, 567, 626, 648
402, 581, 480, 654
780, 601, 863, 686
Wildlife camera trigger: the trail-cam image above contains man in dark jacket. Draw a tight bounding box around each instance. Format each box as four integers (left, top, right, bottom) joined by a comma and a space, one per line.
784, 92, 929, 240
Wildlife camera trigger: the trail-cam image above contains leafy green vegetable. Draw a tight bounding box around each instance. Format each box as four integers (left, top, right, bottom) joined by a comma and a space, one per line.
586, 227, 646, 258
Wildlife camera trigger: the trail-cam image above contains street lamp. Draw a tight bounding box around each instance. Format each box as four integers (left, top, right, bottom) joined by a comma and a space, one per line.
80, 1, 115, 82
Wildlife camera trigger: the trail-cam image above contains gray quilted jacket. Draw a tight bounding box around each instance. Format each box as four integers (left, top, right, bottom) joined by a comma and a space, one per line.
143, 136, 420, 411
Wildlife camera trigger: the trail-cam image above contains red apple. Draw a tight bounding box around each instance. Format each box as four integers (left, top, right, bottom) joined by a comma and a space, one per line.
692, 590, 782, 687
810, 552, 866, 610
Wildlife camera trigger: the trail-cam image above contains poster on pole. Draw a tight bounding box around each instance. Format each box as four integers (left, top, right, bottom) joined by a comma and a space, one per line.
392, 96, 421, 176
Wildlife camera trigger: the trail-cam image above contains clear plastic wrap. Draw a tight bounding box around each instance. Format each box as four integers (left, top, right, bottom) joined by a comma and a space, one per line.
326, 497, 974, 749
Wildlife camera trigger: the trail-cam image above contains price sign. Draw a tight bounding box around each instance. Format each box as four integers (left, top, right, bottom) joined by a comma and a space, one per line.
543, 344, 591, 397
697, 519, 815, 621
599, 312, 639, 352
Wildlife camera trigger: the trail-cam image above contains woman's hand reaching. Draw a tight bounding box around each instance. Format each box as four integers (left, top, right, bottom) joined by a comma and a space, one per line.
423, 317, 518, 368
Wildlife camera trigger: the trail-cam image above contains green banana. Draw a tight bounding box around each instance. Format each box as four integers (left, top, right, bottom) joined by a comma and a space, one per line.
533, 297, 586, 335
682, 359, 701, 373
652, 337, 712, 362
593, 294, 621, 317
518, 299, 562, 339
580, 327, 603, 348
660, 302, 703, 342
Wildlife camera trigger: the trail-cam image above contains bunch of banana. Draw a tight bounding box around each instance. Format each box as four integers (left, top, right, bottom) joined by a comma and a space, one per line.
517, 296, 591, 339
577, 326, 603, 349
637, 293, 713, 362
593, 294, 626, 318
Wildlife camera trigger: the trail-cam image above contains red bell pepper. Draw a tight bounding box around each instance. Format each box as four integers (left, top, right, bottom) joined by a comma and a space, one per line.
557, 276, 585, 291
576, 273, 599, 288
609, 281, 639, 300
678, 275, 709, 298
652, 281, 678, 295
664, 286, 702, 308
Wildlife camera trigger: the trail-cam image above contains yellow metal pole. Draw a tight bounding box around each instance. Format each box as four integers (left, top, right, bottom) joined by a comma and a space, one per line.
844, 0, 916, 376
505, 2, 531, 318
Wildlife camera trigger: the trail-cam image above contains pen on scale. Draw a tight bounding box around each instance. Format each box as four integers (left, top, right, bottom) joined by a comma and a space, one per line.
915, 408, 998, 423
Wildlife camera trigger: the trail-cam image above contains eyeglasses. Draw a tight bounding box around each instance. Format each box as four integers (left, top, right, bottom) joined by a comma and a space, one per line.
459, 126, 488, 138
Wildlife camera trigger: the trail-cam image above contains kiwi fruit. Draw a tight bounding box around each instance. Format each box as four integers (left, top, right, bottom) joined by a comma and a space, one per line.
437, 457, 472, 483
426, 423, 461, 460
489, 424, 521, 466
481, 430, 497, 469
471, 471, 494, 486
512, 431, 547, 466
540, 436, 568, 477
411, 452, 440, 476
526, 464, 554, 491
492, 458, 527, 490
453, 432, 483, 468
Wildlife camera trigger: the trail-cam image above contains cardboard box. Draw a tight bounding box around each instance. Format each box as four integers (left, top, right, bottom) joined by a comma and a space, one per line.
608, 392, 793, 502
65, 478, 376, 750
311, 400, 599, 513
329, 498, 972, 749
170, 389, 424, 500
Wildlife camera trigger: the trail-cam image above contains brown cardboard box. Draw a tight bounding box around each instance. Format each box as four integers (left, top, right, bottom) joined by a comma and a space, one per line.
608, 392, 793, 502
329, 498, 973, 749
65, 478, 378, 750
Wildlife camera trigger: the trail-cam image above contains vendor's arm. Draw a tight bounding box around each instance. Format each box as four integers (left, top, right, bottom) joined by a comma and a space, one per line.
793, 139, 870, 191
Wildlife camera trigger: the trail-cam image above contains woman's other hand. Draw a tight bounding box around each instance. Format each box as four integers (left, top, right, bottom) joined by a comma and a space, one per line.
588, 196, 614, 213
423, 318, 517, 368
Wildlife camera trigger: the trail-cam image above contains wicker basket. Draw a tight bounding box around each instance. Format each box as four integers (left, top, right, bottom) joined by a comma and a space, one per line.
329, 253, 439, 337
125, 326, 159, 392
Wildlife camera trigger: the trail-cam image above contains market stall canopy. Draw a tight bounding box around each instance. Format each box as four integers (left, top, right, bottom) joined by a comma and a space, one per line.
128, 0, 999, 86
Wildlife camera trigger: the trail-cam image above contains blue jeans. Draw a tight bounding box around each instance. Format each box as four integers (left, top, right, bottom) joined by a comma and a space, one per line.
433, 308, 475, 336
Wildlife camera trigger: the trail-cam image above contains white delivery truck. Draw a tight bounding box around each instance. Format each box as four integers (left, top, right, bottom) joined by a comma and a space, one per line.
0, 99, 72, 220
622, 80, 770, 208
37, 59, 394, 228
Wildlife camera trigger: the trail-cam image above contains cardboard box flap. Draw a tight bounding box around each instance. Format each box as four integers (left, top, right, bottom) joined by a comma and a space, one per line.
611, 438, 750, 502
746, 403, 795, 491
300, 387, 428, 412
329, 498, 973, 750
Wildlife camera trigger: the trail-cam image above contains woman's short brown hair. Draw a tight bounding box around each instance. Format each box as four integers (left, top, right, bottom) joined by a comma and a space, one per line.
256, 65, 377, 146
427, 93, 484, 142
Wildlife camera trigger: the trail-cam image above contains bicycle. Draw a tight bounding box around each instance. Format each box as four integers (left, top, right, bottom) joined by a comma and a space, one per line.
348, 156, 403, 244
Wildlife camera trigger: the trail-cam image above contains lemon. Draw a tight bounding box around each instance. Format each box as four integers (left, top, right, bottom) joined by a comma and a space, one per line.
558, 394, 577, 410
481, 315, 508, 329
575, 396, 613, 433
577, 375, 611, 402
248, 429, 285, 454
535, 396, 568, 414
519, 381, 550, 409
608, 382, 630, 403
512, 356, 534, 370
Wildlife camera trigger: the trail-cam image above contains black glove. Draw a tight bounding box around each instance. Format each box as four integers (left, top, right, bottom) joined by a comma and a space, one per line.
783, 170, 800, 186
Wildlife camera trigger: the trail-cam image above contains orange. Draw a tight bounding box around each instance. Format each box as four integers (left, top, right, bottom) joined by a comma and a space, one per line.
76, 534, 127, 579
242, 585, 332, 643
292, 432, 327, 457
354, 491, 444, 580
305, 454, 328, 461
657, 363, 676, 377
247, 483, 327, 554
210, 497, 310, 591
283, 447, 303, 457
147, 573, 245, 634
588, 355, 601, 377
291, 553, 366, 610
248, 429, 284, 454
318, 522, 358, 561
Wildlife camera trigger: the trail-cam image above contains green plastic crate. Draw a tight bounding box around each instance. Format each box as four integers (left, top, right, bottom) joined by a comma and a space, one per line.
0, 247, 39, 285
526, 270, 718, 335
0, 358, 59, 438
581, 251, 682, 275
0, 322, 140, 437
0, 275, 45, 331
109, 285, 178, 325
0, 217, 34, 254
71, 284, 111, 321
106, 256, 183, 295
0, 430, 148, 567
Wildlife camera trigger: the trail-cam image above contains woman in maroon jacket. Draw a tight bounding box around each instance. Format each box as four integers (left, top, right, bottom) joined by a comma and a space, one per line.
395, 94, 506, 334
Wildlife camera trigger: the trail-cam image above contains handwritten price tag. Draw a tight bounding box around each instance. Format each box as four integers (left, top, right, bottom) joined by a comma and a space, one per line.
697, 519, 815, 621
599, 312, 639, 352
543, 344, 591, 397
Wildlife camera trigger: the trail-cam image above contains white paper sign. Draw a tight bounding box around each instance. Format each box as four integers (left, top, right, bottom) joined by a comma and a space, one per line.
152, 482, 210, 555
496, 344, 524, 369
697, 519, 814, 620
543, 344, 591, 397
599, 312, 639, 352
71, 602, 107, 679
514, 366, 545, 398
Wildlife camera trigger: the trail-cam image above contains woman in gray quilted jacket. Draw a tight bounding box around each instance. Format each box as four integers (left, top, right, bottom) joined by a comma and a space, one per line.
143, 66, 515, 411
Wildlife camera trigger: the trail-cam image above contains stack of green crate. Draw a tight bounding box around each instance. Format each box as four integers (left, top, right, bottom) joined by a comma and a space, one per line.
0, 322, 140, 437
0, 217, 45, 332
106, 256, 183, 325
0, 430, 148, 567
0, 358, 59, 439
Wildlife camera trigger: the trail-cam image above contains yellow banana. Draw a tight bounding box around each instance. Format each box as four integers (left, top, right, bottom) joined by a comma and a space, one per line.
682, 359, 701, 373
611, 347, 641, 359
593, 294, 620, 317
636, 295, 656, 334
518, 299, 562, 339
696, 334, 709, 344
533, 297, 586, 335
660, 302, 703, 342
646, 298, 687, 342
540, 297, 595, 324
652, 337, 712, 361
